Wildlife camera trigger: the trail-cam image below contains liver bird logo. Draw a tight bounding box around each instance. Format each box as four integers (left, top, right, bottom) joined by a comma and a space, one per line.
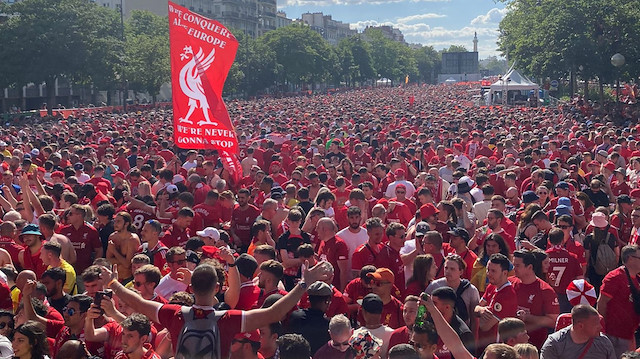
178, 45, 219, 126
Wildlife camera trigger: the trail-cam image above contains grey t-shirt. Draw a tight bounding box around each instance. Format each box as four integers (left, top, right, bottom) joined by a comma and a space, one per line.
540, 326, 616, 359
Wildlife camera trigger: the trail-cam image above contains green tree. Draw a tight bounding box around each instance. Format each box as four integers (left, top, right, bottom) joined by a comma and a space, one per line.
364, 28, 402, 84
0, 0, 123, 112
498, 0, 640, 99
261, 24, 334, 89
413, 45, 440, 84
125, 10, 170, 103
443, 45, 469, 53
335, 35, 376, 86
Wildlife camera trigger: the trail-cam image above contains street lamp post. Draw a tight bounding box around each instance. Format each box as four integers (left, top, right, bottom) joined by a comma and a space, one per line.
611, 53, 625, 117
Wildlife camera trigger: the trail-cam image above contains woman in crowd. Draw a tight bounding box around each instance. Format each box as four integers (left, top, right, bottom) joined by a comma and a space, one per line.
470, 233, 511, 294
405, 254, 436, 297
11, 321, 49, 359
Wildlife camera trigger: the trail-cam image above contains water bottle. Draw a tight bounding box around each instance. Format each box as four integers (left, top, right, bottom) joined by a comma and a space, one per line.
414, 292, 430, 327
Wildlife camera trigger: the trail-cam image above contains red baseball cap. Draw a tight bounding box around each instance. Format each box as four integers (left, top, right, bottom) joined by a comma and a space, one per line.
233, 330, 260, 343
420, 203, 439, 219
51, 171, 65, 179
604, 162, 616, 172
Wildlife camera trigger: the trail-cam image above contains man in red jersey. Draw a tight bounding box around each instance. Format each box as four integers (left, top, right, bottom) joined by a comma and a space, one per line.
377, 222, 407, 294
316, 217, 349, 291
447, 228, 477, 280
474, 253, 517, 352
98, 251, 331, 359
422, 231, 455, 280
597, 244, 640, 358
59, 204, 103, 279
357, 268, 405, 329
351, 217, 385, 278
161, 208, 193, 248
351, 143, 373, 172
113, 314, 161, 359
388, 295, 419, 349
545, 228, 583, 313
193, 190, 222, 229
136, 220, 168, 271
511, 249, 559, 349
231, 188, 260, 252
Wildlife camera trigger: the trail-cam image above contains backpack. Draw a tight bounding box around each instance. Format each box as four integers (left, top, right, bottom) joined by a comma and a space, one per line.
594, 231, 616, 276
455, 279, 471, 322
175, 306, 223, 359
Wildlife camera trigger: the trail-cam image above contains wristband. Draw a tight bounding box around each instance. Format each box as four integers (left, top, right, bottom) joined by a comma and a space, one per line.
228, 262, 236, 267
298, 281, 308, 290
108, 279, 118, 287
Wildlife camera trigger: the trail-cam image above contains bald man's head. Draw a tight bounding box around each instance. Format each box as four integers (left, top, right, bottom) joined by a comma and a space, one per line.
57, 340, 91, 359
0, 221, 16, 237
316, 217, 337, 240
16, 270, 36, 290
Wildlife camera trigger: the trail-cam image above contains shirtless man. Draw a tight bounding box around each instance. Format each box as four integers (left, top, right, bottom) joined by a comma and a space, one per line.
38, 213, 76, 265
106, 212, 141, 282
0, 248, 12, 267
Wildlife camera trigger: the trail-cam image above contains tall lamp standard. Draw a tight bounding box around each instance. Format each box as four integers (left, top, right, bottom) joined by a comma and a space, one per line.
611, 53, 625, 117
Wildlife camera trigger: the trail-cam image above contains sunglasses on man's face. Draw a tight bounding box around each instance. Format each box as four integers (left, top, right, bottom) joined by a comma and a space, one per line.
332, 340, 350, 348
0, 321, 10, 329
62, 307, 76, 316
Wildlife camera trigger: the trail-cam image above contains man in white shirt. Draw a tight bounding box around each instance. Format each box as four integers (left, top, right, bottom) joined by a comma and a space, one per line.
337, 206, 368, 273
155, 247, 188, 299
385, 169, 416, 199
453, 144, 472, 171
182, 150, 198, 171
473, 185, 494, 225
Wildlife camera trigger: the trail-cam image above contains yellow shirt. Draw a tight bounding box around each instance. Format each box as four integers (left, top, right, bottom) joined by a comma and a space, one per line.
11, 287, 20, 312
49, 259, 77, 295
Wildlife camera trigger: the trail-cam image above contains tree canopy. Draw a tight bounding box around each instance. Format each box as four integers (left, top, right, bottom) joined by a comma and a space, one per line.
498, 0, 640, 88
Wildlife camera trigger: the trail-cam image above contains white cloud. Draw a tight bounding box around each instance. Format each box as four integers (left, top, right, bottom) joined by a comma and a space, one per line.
470, 7, 508, 25
349, 17, 503, 57
397, 13, 446, 23
280, 0, 449, 6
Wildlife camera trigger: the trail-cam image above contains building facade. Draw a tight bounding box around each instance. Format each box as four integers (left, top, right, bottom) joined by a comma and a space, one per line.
301, 12, 356, 46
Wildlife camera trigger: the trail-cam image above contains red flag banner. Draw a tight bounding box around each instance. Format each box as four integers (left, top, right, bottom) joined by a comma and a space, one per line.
168, 2, 238, 153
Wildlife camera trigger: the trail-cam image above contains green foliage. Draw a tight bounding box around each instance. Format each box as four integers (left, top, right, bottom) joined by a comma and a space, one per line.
335, 35, 376, 86
0, 0, 123, 105
499, 0, 640, 87
125, 10, 170, 102
0, 1, 467, 102
442, 45, 469, 53
261, 24, 335, 86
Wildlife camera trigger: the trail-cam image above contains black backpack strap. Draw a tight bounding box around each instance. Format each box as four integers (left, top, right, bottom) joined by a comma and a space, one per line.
455, 279, 471, 320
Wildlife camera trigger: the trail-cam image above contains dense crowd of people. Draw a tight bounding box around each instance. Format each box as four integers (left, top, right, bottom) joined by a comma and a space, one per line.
1, 83, 640, 359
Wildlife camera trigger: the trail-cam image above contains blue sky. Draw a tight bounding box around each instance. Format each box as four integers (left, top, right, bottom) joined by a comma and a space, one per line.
278, 0, 508, 59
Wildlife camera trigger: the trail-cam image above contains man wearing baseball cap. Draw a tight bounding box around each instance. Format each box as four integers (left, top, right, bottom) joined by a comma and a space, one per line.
358, 293, 394, 358
546, 182, 587, 230
385, 168, 416, 199
288, 281, 332, 354
230, 330, 262, 359
357, 268, 405, 329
